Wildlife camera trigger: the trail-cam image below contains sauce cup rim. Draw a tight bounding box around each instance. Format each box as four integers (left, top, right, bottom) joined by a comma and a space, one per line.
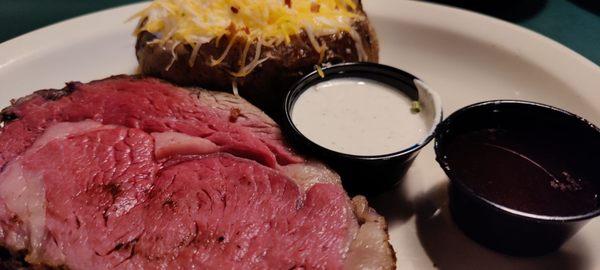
282, 62, 443, 161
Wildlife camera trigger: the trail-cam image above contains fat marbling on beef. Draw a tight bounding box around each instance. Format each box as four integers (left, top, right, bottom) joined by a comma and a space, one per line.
0, 76, 395, 269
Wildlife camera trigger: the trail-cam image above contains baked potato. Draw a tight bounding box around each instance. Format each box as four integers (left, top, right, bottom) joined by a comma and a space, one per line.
134, 0, 379, 115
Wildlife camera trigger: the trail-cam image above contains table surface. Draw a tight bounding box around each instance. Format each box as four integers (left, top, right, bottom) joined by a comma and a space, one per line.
1, 0, 599, 65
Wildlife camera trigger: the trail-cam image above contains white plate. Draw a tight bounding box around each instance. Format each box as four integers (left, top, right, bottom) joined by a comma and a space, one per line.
0, 1, 599, 269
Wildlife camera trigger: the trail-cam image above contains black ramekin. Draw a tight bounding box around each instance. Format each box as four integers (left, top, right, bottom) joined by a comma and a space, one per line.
434, 100, 600, 256
282, 62, 442, 196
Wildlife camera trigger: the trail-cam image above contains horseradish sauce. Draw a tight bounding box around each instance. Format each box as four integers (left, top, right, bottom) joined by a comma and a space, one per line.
291, 78, 429, 156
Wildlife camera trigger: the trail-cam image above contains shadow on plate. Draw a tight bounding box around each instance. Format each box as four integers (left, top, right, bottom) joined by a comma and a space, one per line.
369, 179, 415, 224
568, 0, 600, 15
424, 0, 548, 22
414, 183, 591, 270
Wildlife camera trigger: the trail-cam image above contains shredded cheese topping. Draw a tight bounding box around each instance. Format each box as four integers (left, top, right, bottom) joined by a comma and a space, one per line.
133, 0, 366, 74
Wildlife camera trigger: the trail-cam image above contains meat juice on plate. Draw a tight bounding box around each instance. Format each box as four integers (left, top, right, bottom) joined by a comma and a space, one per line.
291, 78, 428, 156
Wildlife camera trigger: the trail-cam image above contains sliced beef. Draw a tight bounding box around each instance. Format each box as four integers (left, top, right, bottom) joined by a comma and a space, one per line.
0, 76, 300, 169
0, 122, 155, 268
130, 156, 356, 269
0, 76, 395, 269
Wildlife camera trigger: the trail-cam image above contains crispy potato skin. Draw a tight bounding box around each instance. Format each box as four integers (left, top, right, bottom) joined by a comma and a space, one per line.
135, 12, 378, 116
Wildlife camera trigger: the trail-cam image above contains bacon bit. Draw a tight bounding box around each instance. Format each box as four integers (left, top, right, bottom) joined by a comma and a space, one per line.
242, 26, 250, 34
284, 0, 292, 8
230, 6, 239, 14
310, 3, 320, 13
229, 107, 242, 122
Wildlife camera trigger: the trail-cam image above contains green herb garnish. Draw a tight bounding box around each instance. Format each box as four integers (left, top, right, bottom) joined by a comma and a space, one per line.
411, 101, 421, 113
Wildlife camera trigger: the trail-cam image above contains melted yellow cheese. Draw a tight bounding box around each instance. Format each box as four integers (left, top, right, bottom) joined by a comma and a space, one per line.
133, 0, 365, 75
135, 0, 362, 46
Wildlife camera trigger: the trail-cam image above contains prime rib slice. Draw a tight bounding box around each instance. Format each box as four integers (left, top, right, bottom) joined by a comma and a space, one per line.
0, 76, 395, 269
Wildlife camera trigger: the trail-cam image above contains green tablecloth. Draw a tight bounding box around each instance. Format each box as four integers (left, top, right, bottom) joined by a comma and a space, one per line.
1, 0, 599, 65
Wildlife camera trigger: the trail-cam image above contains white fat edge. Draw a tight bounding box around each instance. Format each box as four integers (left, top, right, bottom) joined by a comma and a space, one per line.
0, 163, 46, 262
0, 120, 112, 262
280, 162, 342, 192
30, 120, 106, 151
413, 79, 443, 144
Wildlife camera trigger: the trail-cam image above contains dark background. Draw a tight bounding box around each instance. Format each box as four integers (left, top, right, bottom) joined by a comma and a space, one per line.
1, 0, 599, 64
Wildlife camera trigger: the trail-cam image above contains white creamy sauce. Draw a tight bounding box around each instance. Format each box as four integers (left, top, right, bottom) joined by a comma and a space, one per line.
291, 78, 430, 156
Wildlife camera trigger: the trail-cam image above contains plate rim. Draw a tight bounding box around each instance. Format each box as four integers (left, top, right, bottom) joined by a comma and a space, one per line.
379, 0, 600, 71
0, 1, 599, 268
